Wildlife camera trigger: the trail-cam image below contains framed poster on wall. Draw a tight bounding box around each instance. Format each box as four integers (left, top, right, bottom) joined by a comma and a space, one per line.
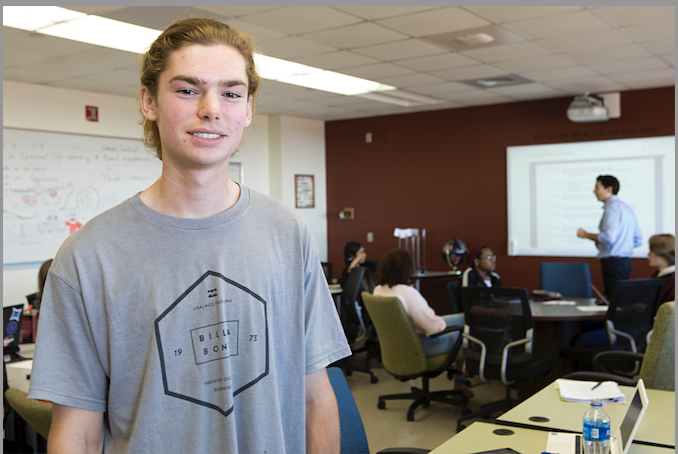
295, 174, 315, 208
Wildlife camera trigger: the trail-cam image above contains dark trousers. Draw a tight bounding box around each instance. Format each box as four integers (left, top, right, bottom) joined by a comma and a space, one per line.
600, 257, 633, 298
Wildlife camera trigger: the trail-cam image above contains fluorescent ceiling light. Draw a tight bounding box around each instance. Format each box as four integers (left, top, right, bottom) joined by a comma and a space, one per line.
3, 6, 397, 98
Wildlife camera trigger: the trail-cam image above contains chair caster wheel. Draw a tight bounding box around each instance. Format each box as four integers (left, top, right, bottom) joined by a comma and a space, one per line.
407, 413, 414, 421
378, 401, 386, 410
370, 375, 379, 384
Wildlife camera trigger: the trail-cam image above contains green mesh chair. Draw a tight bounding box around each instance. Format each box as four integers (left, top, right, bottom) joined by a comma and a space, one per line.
4, 388, 53, 439
566, 301, 675, 391
361, 292, 469, 421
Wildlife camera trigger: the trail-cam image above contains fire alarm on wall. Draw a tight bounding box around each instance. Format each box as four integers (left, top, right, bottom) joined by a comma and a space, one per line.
86, 105, 98, 122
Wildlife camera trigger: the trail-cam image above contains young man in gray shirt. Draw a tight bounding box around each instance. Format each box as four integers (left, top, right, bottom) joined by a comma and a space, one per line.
29, 18, 350, 454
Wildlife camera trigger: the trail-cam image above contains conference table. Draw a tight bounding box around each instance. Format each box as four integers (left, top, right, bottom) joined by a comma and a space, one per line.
430, 421, 673, 454
497, 381, 675, 449
412, 269, 461, 291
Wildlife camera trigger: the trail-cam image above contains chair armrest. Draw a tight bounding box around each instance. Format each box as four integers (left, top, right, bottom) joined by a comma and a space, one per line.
499, 336, 532, 385
563, 371, 636, 386
592, 351, 644, 375
377, 448, 430, 454
429, 325, 463, 338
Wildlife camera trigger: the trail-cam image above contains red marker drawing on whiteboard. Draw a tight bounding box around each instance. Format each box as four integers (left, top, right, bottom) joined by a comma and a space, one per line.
65, 217, 82, 234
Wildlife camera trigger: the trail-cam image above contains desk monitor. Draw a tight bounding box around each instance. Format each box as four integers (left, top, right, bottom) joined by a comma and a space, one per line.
3, 304, 25, 361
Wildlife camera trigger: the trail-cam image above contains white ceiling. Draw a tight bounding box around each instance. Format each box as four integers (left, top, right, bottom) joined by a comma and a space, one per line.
3, 5, 675, 121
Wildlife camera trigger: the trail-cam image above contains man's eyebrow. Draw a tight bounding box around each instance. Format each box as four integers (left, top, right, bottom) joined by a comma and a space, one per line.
168, 75, 247, 89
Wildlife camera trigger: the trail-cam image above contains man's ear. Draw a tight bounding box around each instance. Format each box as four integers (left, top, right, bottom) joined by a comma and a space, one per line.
140, 86, 158, 121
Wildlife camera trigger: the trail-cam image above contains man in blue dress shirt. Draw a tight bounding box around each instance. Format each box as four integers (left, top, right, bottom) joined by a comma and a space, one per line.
577, 175, 643, 298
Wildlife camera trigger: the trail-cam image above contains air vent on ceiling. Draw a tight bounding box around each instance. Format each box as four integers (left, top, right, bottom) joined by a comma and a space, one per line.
460, 74, 534, 89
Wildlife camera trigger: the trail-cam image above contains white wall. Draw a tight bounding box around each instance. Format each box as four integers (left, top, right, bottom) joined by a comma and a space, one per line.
3, 81, 329, 307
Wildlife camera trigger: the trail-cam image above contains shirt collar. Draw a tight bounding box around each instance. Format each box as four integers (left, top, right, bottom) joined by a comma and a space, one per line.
603, 194, 618, 208
658, 265, 675, 277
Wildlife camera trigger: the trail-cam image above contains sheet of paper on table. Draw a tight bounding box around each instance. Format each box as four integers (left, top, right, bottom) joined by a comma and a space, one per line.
7, 360, 33, 370
542, 300, 576, 305
555, 379, 626, 403
576, 306, 608, 312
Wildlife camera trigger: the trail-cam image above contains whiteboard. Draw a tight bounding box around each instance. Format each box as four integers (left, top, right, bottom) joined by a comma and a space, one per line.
506, 136, 675, 257
3, 128, 162, 265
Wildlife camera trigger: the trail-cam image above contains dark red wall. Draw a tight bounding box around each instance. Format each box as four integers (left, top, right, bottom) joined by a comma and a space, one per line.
325, 87, 675, 313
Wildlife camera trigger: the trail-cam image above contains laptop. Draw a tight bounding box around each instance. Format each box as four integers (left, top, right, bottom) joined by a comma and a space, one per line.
545, 379, 649, 454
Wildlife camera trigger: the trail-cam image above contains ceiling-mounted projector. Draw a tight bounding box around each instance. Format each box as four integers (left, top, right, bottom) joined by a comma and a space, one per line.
567, 93, 608, 123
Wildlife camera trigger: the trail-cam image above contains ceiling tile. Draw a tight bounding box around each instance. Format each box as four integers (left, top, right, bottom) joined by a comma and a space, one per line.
62, 47, 142, 70
48, 76, 125, 93
3, 31, 100, 59
100, 84, 140, 98
447, 92, 515, 106
546, 76, 628, 94
2, 67, 61, 84
536, 29, 634, 52
376, 7, 490, 37
377, 73, 448, 88
99, 6, 231, 30
662, 55, 675, 66
565, 44, 653, 64
258, 37, 337, 60
3, 46, 50, 67
618, 78, 675, 91
432, 65, 508, 81
461, 6, 583, 23
486, 83, 563, 96
494, 55, 576, 73
622, 21, 675, 42
593, 6, 675, 26
407, 81, 477, 96
219, 18, 287, 42
353, 39, 450, 61
341, 63, 415, 80
610, 68, 675, 83
330, 6, 440, 20
460, 41, 551, 63
395, 53, 480, 72
503, 11, 611, 39
588, 57, 670, 75
291, 51, 379, 71
642, 39, 675, 56
522, 66, 598, 82
302, 22, 408, 49
18, 56, 107, 79
62, 6, 129, 15
236, 6, 361, 35
80, 69, 139, 88
193, 6, 284, 18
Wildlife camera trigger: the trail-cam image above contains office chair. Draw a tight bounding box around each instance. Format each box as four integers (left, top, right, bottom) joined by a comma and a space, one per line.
560, 278, 666, 374
446, 280, 462, 314
4, 388, 53, 440
539, 262, 592, 298
565, 301, 675, 391
334, 268, 378, 383
321, 262, 333, 284
361, 293, 469, 422
327, 367, 430, 454
457, 286, 557, 431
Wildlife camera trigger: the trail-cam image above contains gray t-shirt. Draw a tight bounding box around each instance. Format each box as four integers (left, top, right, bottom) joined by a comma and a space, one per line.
28, 186, 350, 454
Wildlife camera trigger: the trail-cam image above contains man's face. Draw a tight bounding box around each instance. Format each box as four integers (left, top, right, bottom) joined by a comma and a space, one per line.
593, 181, 612, 202
475, 248, 497, 272
140, 44, 252, 170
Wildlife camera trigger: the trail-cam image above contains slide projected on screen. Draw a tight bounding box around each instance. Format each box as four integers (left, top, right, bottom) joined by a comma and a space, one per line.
507, 136, 675, 257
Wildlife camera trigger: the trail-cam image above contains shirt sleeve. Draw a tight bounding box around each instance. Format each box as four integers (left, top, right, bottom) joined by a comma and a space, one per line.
397, 285, 446, 337
633, 216, 643, 248
27, 269, 109, 412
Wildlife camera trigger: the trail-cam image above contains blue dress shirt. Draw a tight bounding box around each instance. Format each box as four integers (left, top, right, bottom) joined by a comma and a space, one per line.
597, 195, 642, 258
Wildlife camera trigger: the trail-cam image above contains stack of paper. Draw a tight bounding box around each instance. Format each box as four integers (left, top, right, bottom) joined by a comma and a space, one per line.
576, 306, 609, 312
555, 379, 626, 403
542, 300, 576, 305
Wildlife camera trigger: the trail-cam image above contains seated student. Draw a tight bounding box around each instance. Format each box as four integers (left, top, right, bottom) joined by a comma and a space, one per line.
648, 234, 675, 303
461, 244, 502, 288
340, 241, 376, 292
373, 249, 469, 393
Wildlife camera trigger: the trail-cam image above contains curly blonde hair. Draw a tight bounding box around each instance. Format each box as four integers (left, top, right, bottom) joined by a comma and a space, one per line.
139, 17, 261, 160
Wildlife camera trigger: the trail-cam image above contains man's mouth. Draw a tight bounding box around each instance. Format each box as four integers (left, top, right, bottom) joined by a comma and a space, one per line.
191, 132, 221, 139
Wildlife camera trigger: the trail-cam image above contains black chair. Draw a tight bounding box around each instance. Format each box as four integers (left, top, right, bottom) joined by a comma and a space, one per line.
560, 278, 666, 374
321, 262, 333, 284
334, 268, 378, 383
539, 262, 592, 297
446, 280, 462, 314
457, 286, 557, 430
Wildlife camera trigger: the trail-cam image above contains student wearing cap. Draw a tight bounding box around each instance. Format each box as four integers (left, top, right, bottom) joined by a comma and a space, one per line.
461, 244, 502, 288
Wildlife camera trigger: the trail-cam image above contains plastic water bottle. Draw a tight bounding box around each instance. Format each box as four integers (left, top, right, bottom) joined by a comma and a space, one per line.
583, 398, 611, 454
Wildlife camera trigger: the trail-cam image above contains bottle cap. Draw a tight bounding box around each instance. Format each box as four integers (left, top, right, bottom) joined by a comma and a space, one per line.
591, 398, 602, 406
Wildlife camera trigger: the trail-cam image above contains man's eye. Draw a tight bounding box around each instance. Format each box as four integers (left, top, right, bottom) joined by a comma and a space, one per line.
178, 89, 195, 95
